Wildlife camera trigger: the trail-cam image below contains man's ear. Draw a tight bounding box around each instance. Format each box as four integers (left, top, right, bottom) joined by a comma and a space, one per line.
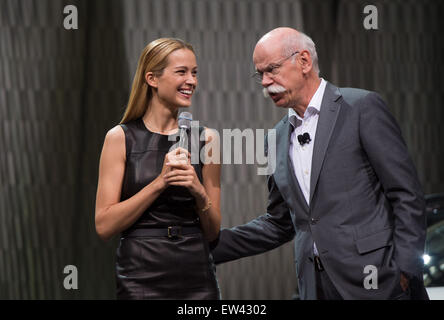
145, 72, 158, 88
299, 50, 313, 75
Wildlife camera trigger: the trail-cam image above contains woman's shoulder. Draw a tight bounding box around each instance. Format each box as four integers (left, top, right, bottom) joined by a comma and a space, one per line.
104, 125, 126, 148
100, 125, 126, 161
107, 124, 125, 138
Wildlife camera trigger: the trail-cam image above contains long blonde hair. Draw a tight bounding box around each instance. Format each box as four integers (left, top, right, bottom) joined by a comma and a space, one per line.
120, 38, 195, 124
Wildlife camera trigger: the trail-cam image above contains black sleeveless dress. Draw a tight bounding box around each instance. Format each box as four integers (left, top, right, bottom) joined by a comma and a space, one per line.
115, 118, 220, 299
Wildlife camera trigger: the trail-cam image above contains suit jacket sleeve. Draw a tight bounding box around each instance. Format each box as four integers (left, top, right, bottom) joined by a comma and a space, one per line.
211, 173, 296, 264
359, 92, 426, 277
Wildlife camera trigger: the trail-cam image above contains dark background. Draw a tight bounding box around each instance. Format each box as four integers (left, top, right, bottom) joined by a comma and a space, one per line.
0, 0, 443, 299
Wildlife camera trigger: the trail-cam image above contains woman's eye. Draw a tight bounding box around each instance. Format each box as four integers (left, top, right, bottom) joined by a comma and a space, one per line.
176, 70, 186, 74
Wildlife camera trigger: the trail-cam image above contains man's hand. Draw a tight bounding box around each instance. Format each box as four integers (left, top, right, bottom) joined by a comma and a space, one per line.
400, 272, 410, 292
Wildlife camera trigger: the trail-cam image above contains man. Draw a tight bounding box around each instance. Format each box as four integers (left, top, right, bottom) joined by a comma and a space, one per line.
212, 27, 428, 300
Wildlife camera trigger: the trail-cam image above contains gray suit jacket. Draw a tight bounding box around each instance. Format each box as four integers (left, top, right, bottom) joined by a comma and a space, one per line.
212, 82, 427, 299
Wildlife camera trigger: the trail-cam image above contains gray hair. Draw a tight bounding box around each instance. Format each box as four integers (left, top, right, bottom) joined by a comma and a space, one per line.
282, 32, 320, 75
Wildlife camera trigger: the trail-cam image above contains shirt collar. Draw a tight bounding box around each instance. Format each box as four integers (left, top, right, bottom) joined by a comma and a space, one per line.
289, 78, 327, 126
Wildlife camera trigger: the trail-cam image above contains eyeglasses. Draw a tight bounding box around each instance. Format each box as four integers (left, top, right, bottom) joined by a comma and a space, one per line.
252, 51, 299, 83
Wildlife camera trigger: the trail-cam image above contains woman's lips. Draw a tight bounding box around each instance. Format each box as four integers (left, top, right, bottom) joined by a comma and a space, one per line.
178, 89, 193, 99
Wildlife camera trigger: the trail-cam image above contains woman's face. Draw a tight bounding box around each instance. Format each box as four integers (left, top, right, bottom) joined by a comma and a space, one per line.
154, 48, 198, 109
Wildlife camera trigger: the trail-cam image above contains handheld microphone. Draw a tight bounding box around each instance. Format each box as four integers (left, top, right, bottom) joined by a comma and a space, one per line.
178, 111, 192, 150
297, 132, 311, 146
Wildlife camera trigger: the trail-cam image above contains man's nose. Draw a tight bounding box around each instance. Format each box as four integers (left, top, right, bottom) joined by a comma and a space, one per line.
261, 73, 273, 87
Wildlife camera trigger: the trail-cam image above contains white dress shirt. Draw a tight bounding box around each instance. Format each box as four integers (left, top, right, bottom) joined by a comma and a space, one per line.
288, 78, 327, 256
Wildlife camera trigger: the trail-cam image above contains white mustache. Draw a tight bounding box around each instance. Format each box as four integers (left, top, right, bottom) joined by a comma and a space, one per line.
263, 85, 286, 98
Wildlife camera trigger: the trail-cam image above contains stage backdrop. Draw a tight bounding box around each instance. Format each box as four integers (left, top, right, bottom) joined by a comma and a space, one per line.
0, 0, 442, 299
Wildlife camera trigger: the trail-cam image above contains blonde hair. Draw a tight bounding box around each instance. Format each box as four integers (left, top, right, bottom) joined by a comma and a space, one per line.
120, 38, 195, 124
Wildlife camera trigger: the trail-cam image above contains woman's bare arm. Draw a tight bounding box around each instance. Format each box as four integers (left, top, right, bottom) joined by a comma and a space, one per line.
94, 125, 167, 241
196, 128, 221, 241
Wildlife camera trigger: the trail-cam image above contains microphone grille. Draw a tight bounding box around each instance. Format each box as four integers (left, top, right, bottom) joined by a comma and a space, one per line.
178, 111, 193, 129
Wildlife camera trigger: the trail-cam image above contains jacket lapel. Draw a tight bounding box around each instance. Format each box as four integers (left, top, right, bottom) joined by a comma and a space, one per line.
275, 116, 309, 214
309, 82, 342, 204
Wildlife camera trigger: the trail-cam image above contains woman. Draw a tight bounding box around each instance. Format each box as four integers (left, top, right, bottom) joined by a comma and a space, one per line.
95, 38, 221, 299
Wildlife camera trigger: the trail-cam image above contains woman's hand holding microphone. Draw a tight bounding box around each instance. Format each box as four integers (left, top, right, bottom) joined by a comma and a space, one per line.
158, 148, 211, 213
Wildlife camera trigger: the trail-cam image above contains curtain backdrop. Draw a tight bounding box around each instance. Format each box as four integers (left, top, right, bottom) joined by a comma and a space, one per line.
0, 0, 442, 299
